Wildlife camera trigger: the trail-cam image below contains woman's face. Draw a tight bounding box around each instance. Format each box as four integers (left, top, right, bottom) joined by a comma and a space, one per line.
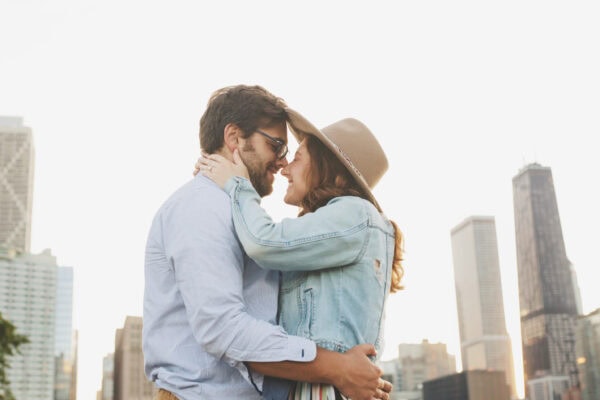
281, 138, 311, 206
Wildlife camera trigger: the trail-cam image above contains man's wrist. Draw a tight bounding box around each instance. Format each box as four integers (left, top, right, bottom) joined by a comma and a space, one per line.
314, 348, 345, 387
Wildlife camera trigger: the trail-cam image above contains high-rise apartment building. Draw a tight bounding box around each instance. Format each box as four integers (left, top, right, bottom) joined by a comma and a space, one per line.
379, 357, 423, 400
397, 339, 457, 391
54, 266, 77, 400
113, 316, 154, 400
0, 248, 57, 400
0, 116, 34, 252
512, 163, 579, 394
575, 308, 600, 400
99, 353, 114, 400
55, 267, 74, 357
450, 216, 516, 396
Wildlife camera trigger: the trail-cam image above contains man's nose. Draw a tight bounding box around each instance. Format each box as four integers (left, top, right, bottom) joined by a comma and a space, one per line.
275, 156, 288, 170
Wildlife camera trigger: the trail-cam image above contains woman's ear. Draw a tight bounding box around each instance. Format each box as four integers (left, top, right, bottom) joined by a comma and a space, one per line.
223, 123, 240, 153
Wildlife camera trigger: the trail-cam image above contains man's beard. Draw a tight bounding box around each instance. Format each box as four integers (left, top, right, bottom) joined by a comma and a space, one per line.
240, 142, 273, 197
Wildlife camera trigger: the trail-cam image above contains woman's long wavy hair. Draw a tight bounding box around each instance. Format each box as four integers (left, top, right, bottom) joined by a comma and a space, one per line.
297, 136, 404, 293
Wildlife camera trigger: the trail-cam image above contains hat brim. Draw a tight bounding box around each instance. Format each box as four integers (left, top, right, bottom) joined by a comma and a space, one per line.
285, 107, 383, 212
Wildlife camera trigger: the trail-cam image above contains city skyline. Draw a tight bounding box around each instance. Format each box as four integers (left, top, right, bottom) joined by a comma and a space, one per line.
2, 1, 599, 398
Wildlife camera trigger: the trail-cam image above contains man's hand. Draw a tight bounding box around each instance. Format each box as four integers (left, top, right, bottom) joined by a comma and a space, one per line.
332, 344, 392, 400
247, 344, 392, 400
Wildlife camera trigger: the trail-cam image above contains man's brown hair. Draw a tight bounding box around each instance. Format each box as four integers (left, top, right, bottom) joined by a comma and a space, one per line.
199, 85, 288, 153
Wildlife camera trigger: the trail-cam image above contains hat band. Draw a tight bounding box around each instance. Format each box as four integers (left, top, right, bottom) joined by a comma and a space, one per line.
335, 145, 363, 180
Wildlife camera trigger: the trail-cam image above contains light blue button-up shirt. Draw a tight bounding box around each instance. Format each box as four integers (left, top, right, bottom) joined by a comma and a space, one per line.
143, 175, 316, 400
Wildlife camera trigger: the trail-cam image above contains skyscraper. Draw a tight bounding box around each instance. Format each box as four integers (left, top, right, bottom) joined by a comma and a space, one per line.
512, 163, 579, 393
450, 216, 516, 396
54, 266, 77, 400
0, 248, 57, 400
99, 353, 114, 400
0, 116, 35, 252
55, 267, 74, 358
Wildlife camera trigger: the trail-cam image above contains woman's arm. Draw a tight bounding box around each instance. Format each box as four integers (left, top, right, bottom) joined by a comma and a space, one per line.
227, 176, 370, 271
197, 151, 371, 272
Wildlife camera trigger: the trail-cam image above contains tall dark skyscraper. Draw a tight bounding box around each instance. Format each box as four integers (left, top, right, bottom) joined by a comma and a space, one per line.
512, 163, 579, 393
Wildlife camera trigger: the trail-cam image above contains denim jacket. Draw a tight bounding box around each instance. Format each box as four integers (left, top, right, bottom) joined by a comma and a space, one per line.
225, 176, 395, 357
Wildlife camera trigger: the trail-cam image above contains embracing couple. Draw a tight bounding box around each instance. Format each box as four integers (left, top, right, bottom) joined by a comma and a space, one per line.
143, 85, 404, 400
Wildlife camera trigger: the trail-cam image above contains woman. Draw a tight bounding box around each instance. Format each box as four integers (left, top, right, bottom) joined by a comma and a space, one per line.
198, 108, 404, 400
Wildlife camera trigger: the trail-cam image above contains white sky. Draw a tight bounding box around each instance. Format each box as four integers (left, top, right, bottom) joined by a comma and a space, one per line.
1, 1, 599, 398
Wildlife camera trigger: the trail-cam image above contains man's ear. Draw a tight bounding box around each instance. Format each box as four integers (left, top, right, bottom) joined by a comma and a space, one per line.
223, 123, 240, 153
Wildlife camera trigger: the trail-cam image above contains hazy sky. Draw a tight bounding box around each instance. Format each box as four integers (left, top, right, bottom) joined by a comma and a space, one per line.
1, 1, 599, 398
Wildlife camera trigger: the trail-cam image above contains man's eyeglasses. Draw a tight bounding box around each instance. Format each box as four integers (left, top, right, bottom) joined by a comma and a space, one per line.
255, 129, 288, 160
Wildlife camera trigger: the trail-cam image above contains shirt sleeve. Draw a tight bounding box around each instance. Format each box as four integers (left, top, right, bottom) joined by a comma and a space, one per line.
162, 181, 317, 370
224, 176, 370, 271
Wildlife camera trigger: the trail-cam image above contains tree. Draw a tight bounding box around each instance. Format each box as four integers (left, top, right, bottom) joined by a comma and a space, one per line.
0, 312, 29, 400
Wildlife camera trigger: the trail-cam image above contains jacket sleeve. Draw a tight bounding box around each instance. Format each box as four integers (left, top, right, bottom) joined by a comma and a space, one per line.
225, 176, 370, 271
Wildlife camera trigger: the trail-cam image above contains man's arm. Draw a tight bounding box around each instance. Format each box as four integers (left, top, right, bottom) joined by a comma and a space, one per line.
164, 184, 315, 374
248, 344, 391, 400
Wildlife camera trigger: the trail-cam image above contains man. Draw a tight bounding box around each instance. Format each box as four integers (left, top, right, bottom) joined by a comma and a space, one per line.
143, 85, 390, 400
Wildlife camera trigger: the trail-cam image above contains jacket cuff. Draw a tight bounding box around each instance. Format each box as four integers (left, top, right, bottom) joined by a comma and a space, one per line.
224, 176, 250, 194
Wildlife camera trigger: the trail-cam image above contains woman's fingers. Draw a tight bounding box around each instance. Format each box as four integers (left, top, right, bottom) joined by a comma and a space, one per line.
194, 155, 218, 176
202, 152, 228, 164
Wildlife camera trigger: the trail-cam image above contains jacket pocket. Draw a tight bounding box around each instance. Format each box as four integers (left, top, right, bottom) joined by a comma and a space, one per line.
298, 287, 314, 338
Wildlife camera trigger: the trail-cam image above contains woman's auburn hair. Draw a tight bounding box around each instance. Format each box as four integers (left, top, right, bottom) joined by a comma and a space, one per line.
298, 136, 404, 293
